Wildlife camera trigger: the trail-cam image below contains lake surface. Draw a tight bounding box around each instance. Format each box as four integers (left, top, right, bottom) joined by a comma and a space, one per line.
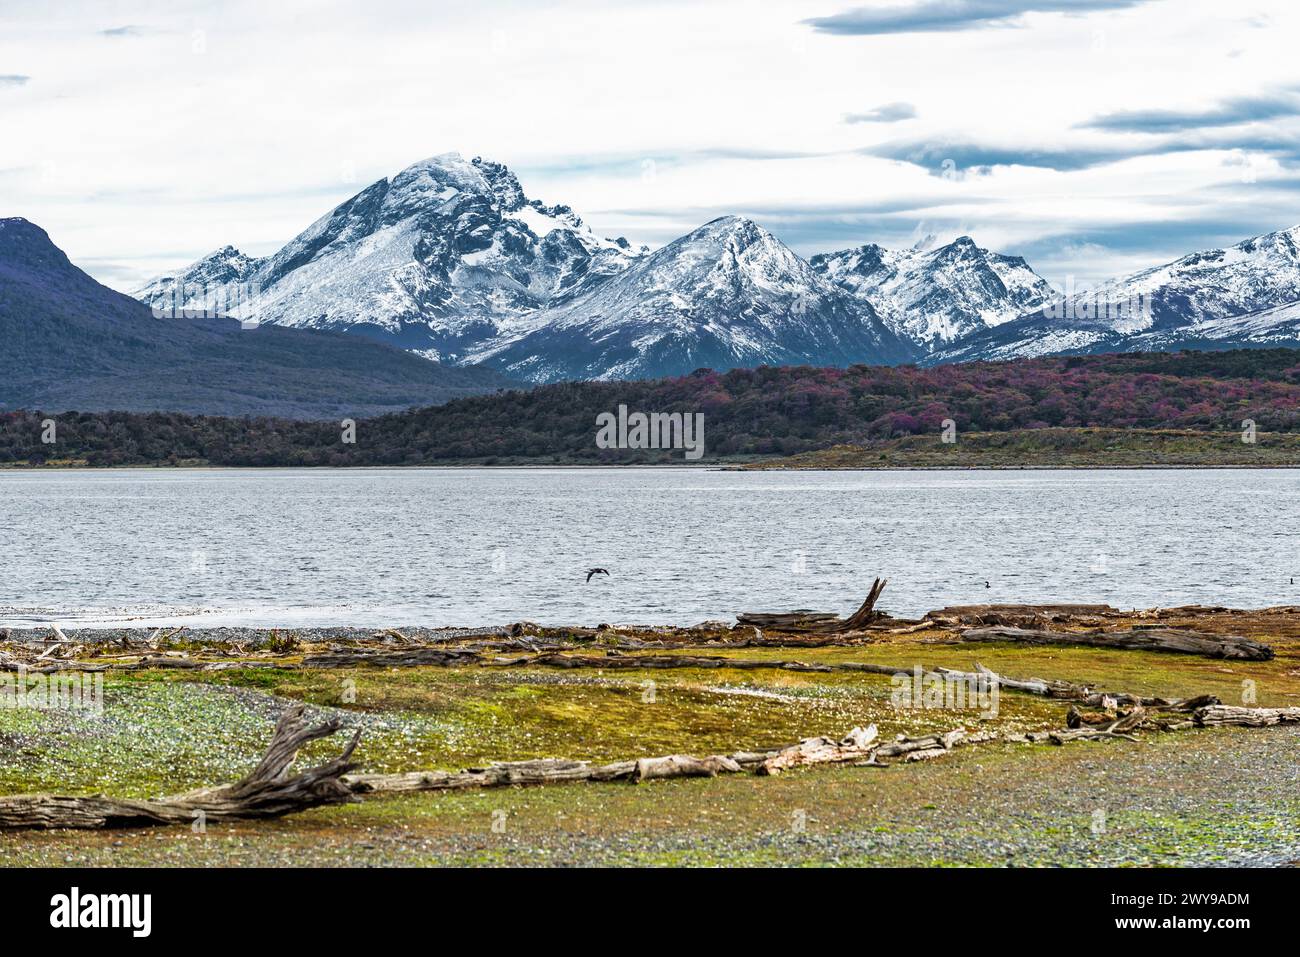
0, 468, 1296, 628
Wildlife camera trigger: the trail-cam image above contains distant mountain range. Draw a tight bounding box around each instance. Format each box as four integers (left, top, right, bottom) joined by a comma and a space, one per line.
134, 153, 1300, 382
928, 226, 1300, 363
0, 217, 514, 418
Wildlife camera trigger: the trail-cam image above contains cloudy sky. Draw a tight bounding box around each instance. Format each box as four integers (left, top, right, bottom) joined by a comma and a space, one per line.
2, 0, 1298, 291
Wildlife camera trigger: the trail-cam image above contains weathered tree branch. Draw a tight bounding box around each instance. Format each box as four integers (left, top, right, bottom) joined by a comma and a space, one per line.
736, 579, 889, 634
0, 705, 359, 831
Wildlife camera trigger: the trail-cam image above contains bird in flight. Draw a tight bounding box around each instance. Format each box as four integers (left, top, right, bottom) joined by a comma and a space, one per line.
586, 568, 610, 583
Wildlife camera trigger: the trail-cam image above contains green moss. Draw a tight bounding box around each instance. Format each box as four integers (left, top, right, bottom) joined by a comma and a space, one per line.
3, 637, 1297, 867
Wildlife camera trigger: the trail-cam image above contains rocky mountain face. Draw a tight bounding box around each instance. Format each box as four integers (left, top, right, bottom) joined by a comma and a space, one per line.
1, 217, 515, 418
136, 153, 643, 364
475, 216, 914, 381
810, 235, 1053, 349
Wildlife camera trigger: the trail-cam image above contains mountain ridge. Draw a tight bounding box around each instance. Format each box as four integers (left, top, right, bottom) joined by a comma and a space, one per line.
928, 224, 1300, 364
472, 215, 915, 381
0, 216, 516, 418
134, 154, 1061, 380
132, 154, 1300, 379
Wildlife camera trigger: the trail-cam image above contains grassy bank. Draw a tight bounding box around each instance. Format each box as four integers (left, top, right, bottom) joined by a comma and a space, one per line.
741, 428, 1300, 469
3, 605, 1299, 866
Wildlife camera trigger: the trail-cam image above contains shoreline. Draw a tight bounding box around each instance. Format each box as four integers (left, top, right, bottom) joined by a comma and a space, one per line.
5, 601, 1299, 867
2, 461, 1299, 472
5, 601, 1297, 643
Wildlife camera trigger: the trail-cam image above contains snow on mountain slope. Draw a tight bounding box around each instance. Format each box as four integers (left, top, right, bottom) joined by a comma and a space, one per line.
928, 225, 1300, 363
135, 153, 643, 362
475, 216, 916, 382
809, 235, 1053, 348
134, 245, 260, 317
134, 151, 1300, 382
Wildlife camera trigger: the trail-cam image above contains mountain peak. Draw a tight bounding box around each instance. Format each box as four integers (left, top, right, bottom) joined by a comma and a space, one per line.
396, 151, 472, 176
689, 215, 774, 248
137, 151, 644, 359
699, 214, 760, 232
929, 235, 981, 261
931, 222, 1300, 364
1239, 224, 1300, 260
475, 212, 909, 381
0, 216, 79, 280
0, 216, 50, 242
811, 233, 1052, 347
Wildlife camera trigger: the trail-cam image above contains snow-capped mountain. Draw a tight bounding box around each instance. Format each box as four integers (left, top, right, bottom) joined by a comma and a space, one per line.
932, 226, 1300, 363
136, 157, 917, 382
136, 152, 1300, 383
810, 235, 1053, 349
473, 216, 914, 381
136, 153, 644, 362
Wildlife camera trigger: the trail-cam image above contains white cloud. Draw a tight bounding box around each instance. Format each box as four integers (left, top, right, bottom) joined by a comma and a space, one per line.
0, 0, 1296, 291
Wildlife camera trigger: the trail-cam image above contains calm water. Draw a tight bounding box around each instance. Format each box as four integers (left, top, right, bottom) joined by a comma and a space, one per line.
0, 468, 1296, 628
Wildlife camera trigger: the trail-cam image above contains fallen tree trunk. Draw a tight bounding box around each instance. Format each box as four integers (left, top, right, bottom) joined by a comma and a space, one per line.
300, 648, 481, 668
841, 578, 889, 630
1018, 699, 1298, 746
8, 695, 1297, 830
0, 705, 359, 831
931, 662, 1202, 710
959, 625, 1274, 661
926, 603, 1120, 628
736, 579, 888, 634
1048, 706, 1147, 744
344, 721, 970, 796
1193, 705, 1300, 727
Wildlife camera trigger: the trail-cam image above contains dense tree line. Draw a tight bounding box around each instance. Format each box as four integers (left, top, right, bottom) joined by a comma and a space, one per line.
3, 349, 1299, 467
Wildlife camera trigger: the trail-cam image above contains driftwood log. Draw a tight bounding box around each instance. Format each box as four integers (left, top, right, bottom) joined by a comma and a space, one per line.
301, 648, 481, 669
736, 578, 888, 634
757, 725, 880, 774
926, 604, 1121, 628
343, 722, 971, 795
960, 625, 1274, 661
5, 694, 1297, 831
0, 705, 359, 831
1193, 705, 1300, 727
1015, 699, 1299, 745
